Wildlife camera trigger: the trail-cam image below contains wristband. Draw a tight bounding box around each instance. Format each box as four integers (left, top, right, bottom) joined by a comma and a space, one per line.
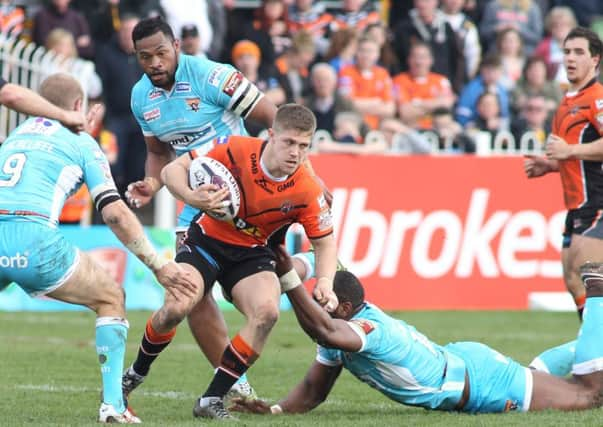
279, 268, 301, 293
126, 236, 169, 271
270, 404, 283, 414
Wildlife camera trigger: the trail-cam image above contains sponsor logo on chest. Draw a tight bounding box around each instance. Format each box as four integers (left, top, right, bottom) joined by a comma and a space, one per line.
143, 108, 161, 122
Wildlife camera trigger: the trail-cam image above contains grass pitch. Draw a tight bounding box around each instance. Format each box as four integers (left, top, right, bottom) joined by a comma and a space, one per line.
1, 309, 601, 426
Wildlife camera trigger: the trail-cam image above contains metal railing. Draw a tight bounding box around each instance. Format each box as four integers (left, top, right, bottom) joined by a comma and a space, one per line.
0, 35, 94, 141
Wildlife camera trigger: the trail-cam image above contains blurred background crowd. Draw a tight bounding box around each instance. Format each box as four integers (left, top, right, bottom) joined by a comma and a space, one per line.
1, 0, 602, 224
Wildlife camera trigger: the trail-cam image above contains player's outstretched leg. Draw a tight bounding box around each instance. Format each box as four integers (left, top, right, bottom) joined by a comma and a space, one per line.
187, 293, 257, 405
529, 340, 576, 377
47, 252, 141, 423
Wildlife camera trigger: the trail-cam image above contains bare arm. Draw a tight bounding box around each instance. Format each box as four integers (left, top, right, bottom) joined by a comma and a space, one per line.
352, 98, 395, 119
547, 134, 603, 162
246, 95, 277, 129
0, 82, 85, 130
144, 135, 175, 191
278, 361, 343, 413
310, 234, 338, 310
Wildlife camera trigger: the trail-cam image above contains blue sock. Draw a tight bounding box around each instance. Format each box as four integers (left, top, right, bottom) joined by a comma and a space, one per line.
573, 296, 603, 375
236, 373, 248, 385
96, 317, 129, 412
529, 340, 576, 377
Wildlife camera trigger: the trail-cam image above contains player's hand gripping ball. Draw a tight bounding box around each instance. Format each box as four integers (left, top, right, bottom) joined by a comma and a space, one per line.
189, 156, 241, 221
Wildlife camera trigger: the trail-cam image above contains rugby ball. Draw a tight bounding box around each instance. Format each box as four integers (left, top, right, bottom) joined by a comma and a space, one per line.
189, 156, 241, 221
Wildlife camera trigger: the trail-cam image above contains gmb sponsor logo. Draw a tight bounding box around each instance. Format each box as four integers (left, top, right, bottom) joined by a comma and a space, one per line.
0, 252, 28, 268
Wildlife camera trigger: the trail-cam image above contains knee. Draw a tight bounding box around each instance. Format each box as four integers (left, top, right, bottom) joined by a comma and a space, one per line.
92, 282, 125, 313
250, 303, 279, 334
160, 299, 192, 328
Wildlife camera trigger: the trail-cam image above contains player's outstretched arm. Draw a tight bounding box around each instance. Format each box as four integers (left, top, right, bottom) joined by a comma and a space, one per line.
231, 361, 342, 415
524, 155, 559, 178
0, 81, 86, 131
100, 199, 197, 299
126, 136, 174, 208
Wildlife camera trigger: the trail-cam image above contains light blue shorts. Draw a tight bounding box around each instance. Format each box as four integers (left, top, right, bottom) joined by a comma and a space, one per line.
0, 220, 79, 296
176, 204, 200, 233
445, 342, 533, 413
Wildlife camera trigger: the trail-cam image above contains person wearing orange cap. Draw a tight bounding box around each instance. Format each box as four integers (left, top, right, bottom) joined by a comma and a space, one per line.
231, 40, 286, 137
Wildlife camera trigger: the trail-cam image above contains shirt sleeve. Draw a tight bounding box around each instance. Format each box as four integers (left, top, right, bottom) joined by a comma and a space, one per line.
347, 318, 380, 353
316, 345, 343, 366
201, 60, 264, 119
589, 96, 603, 135
79, 133, 120, 211
298, 183, 334, 239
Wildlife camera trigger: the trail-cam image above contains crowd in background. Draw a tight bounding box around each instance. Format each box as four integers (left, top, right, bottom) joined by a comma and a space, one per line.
1, 0, 603, 222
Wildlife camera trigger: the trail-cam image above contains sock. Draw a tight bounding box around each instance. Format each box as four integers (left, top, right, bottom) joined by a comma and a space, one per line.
572, 296, 603, 375
575, 294, 586, 320
529, 340, 576, 377
132, 316, 176, 376
203, 334, 258, 398
96, 317, 129, 412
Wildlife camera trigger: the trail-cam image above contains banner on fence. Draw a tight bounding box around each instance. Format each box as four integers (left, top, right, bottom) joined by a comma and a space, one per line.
309, 154, 566, 310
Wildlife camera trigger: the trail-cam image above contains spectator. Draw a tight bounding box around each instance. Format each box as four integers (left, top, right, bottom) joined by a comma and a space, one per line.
324, 27, 358, 74
441, 0, 482, 80
431, 107, 476, 153
379, 118, 432, 153
511, 94, 550, 147
70, 0, 164, 44
33, 0, 94, 59
393, 0, 463, 93
231, 39, 285, 135
535, 6, 577, 83
45, 28, 103, 100
329, 0, 380, 33
95, 14, 146, 196
511, 56, 563, 117
455, 54, 510, 127
479, 0, 543, 55
466, 91, 510, 143
392, 41, 455, 130
364, 22, 400, 75
0, 0, 24, 37
159, 0, 212, 55
554, 0, 602, 27
317, 111, 390, 154
338, 35, 395, 130
180, 24, 204, 57
275, 30, 316, 104
206, 0, 227, 60
286, 0, 332, 57
303, 62, 359, 134
241, 0, 291, 70
495, 28, 526, 90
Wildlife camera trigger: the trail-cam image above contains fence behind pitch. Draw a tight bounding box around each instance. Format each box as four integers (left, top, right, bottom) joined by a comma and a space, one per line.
0, 35, 93, 141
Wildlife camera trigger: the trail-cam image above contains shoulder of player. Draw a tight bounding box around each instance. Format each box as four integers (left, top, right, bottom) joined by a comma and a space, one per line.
130, 76, 153, 105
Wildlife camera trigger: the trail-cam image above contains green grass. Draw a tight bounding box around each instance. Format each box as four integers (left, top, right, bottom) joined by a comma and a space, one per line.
0, 310, 601, 426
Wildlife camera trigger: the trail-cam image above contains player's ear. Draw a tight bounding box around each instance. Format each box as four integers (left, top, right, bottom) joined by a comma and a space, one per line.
73, 97, 83, 113
173, 38, 181, 54
267, 128, 274, 140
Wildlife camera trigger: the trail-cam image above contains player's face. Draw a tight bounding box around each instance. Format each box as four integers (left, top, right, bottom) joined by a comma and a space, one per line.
269, 128, 312, 176
563, 37, 599, 87
135, 31, 180, 90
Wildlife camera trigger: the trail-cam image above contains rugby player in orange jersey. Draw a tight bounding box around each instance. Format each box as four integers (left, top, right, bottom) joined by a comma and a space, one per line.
524, 27, 603, 318
126, 104, 339, 420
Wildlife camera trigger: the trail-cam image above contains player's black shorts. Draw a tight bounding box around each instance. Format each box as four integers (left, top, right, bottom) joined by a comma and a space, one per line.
175, 225, 276, 300
562, 207, 603, 248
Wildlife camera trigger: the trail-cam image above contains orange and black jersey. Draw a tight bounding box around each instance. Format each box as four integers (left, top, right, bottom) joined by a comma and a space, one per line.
189, 136, 333, 247
553, 79, 603, 210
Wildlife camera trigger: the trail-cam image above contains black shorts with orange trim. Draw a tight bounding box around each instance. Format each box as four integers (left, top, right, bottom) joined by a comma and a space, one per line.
175, 224, 276, 300
562, 207, 603, 248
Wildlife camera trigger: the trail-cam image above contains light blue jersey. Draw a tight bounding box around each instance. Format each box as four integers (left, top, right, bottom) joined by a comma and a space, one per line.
0, 117, 119, 295
130, 54, 263, 229
317, 303, 532, 413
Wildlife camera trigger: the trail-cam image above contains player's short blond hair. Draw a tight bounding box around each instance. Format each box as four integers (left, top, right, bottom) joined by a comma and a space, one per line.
273, 103, 316, 135
39, 73, 83, 110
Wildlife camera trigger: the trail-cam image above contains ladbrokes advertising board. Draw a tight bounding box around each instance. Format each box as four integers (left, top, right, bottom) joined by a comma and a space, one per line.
310, 155, 566, 310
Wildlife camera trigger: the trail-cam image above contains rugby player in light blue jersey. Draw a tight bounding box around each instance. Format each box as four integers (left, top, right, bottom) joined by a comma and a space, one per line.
121, 17, 334, 408
232, 247, 603, 416
0, 74, 196, 424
